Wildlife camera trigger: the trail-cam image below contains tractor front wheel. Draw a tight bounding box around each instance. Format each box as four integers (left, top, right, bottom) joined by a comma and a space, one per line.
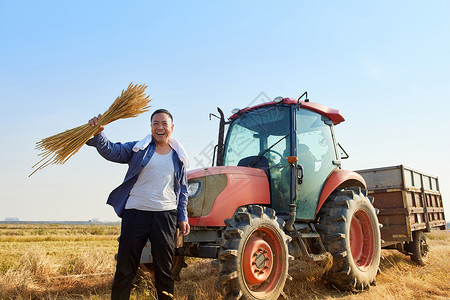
317, 187, 381, 291
216, 205, 292, 300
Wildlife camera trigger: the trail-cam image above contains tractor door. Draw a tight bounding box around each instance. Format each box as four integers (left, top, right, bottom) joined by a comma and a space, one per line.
295, 108, 339, 220
223, 105, 293, 213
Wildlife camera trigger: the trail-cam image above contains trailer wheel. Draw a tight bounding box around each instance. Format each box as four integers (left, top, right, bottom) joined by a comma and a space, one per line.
410, 231, 429, 266
317, 187, 381, 291
216, 205, 292, 300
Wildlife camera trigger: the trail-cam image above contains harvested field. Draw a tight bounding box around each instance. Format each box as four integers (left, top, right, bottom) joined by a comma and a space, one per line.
0, 224, 448, 299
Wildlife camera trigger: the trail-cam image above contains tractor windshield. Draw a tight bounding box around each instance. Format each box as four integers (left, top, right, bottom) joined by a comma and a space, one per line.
223, 106, 291, 167
223, 105, 292, 212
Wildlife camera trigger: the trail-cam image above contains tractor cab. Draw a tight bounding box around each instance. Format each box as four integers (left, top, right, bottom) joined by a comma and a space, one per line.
220, 97, 345, 219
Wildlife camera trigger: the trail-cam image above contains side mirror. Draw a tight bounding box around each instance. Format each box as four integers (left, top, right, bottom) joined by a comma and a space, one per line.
337, 143, 349, 159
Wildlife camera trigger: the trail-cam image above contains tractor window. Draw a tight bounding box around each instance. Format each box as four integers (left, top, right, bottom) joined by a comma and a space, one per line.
223, 105, 292, 213
223, 106, 291, 167
222, 123, 260, 166
295, 108, 338, 219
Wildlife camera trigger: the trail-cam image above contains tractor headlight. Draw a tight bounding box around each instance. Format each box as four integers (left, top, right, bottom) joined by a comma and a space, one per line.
187, 181, 202, 198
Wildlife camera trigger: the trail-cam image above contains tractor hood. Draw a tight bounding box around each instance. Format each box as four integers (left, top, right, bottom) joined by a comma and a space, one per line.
187, 166, 270, 226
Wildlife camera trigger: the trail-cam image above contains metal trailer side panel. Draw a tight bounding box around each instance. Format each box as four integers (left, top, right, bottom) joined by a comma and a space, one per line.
355, 166, 411, 245
401, 166, 446, 231
355, 165, 446, 247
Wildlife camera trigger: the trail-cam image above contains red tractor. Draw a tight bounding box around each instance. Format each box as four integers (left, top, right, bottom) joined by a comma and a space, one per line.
143, 95, 382, 299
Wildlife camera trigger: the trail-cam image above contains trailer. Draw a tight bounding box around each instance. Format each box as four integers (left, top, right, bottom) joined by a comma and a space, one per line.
355, 165, 446, 265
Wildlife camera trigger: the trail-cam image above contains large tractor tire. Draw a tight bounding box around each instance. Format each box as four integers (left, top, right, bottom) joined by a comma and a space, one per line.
316, 187, 381, 291
216, 205, 292, 300
410, 230, 429, 265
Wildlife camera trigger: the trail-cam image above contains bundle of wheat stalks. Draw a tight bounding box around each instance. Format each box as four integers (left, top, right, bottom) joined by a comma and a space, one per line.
30, 83, 151, 177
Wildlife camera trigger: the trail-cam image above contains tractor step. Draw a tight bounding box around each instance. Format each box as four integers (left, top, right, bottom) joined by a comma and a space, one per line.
288, 223, 330, 261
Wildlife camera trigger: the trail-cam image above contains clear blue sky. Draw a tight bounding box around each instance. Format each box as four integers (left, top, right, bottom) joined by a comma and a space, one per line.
1, 1, 449, 221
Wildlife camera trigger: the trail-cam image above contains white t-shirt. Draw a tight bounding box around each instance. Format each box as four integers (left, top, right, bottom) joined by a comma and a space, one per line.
125, 150, 177, 211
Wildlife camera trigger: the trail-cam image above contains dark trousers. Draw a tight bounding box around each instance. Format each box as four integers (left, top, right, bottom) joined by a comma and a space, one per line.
111, 209, 178, 300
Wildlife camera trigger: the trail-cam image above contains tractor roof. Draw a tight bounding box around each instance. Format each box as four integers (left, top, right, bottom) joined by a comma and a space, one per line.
229, 97, 345, 125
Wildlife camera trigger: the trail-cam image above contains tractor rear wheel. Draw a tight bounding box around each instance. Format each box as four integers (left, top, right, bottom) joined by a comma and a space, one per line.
216, 205, 292, 300
317, 187, 381, 291
410, 231, 429, 265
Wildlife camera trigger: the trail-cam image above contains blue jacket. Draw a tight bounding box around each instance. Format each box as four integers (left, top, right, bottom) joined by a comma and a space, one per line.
86, 132, 188, 223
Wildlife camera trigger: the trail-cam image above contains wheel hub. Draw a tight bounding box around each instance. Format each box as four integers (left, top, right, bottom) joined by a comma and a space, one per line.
254, 252, 266, 269
243, 236, 274, 285
350, 208, 375, 270
420, 237, 429, 256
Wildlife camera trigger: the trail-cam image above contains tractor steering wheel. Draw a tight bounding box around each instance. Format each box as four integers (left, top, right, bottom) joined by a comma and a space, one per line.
265, 149, 284, 166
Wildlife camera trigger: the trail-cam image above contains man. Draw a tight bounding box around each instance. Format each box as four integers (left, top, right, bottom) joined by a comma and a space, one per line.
87, 109, 189, 300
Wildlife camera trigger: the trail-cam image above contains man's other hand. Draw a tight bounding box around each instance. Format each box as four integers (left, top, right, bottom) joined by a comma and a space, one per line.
178, 221, 190, 236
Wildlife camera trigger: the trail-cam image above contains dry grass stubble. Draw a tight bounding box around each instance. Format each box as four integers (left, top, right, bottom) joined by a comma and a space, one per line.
173, 231, 450, 300
0, 228, 448, 299
0, 237, 116, 299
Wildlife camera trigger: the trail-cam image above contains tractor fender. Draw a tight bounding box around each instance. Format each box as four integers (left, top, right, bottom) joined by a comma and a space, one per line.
315, 169, 367, 215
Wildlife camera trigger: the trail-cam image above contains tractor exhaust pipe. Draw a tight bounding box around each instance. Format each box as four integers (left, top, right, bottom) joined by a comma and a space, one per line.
216, 107, 226, 166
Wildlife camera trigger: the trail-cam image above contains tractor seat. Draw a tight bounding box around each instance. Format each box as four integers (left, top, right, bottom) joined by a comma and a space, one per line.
238, 155, 271, 191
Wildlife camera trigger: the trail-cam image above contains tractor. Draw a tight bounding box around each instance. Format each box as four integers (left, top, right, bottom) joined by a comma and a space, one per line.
142, 95, 382, 299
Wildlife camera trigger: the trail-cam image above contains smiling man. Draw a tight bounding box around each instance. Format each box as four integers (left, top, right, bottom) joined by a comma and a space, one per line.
87, 109, 189, 300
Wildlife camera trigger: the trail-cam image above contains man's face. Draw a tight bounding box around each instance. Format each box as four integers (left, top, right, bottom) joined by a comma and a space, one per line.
151, 113, 174, 144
